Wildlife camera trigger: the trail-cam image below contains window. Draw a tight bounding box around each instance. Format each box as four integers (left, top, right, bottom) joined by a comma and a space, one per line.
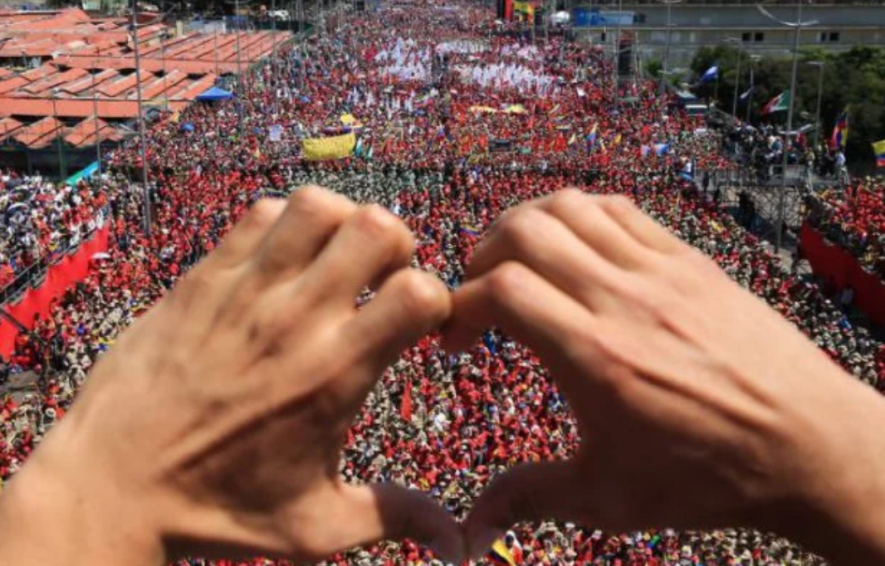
742, 32, 751, 42
829, 32, 840, 42
754, 32, 765, 42
819, 32, 828, 42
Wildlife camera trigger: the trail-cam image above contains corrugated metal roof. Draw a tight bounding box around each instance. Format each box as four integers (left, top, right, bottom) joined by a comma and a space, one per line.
0, 117, 23, 139
63, 116, 125, 147
0, 97, 192, 119
10, 116, 64, 149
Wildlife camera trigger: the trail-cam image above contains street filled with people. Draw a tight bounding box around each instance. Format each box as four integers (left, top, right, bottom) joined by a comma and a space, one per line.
805, 177, 885, 280
1, 2, 883, 565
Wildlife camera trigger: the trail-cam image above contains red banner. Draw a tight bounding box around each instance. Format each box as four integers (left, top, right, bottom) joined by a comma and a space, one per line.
800, 223, 885, 326
0, 223, 111, 359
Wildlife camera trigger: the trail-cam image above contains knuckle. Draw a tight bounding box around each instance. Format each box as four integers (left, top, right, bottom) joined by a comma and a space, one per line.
485, 262, 529, 303
356, 205, 413, 253
603, 194, 636, 213
548, 188, 587, 214
497, 209, 543, 252
355, 203, 400, 234
395, 271, 448, 319
288, 185, 342, 225
247, 198, 285, 229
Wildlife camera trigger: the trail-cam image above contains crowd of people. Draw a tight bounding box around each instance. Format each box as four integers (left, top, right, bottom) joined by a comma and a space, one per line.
0, 171, 108, 291
1, 2, 882, 565
805, 177, 885, 279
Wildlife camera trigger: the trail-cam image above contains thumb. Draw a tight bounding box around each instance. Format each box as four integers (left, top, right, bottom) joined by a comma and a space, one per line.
304, 482, 466, 564
465, 461, 586, 560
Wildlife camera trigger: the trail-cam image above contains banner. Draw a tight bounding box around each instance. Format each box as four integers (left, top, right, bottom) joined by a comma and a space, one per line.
302, 132, 357, 161
0, 222, 111, 358
800, 223, 885, 327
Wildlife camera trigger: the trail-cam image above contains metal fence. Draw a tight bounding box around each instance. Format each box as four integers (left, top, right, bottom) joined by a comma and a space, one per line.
0, 210, 108, 309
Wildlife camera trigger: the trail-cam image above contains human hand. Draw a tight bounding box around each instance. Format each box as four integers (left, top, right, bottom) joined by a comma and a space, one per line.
0, 188, 463, 565
445, 190, 885, 563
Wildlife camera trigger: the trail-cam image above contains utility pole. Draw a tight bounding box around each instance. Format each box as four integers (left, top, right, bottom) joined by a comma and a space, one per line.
612, 0, 623, 108
235, 0, 244, 139
131, 0, 151, 235
725, 37, 743, 117
809, 60, 825, 147
51, 88, 66, 180
91, 72, 101, 182
756, 1, 818, 252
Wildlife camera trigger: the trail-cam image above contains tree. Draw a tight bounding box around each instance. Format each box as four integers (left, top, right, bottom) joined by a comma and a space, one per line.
690, 45, 885, 171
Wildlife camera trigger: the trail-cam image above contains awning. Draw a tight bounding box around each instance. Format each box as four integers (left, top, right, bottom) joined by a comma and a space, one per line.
196, 86, 234, 102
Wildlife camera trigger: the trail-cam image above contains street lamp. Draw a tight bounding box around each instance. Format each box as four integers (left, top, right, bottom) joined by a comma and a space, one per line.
656, 0, 681, 97
725, 36, 743, 118
745, 54, 761, 124
612, 0, 623, 108
130, 0, 151, 235
807, 60, 825, 148
756, 1, 819, 253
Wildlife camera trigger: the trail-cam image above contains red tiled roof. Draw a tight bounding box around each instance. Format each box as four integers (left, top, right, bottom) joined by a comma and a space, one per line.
0, 97, 192, 119
0, 116, 23, 140
10, 116, 64, 149
63, 116, 126, 147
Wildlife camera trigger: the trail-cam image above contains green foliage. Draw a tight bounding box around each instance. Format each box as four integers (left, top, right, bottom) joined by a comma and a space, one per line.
690, 45, 885, 169
646, 58, 663, 80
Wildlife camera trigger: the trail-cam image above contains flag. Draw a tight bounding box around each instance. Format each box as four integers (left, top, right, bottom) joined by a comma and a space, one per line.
459, 224, 482, 237
586, 123, 598, 149
302, 132, 357, 160
762, 90, 790, 114
613, 133, 622, 146
873, 139, 885, 168
653, 143, 669, 156
739, 85, 754, 101
699, 65, 718, 84
831, 110, 848, 150
400, 379, 412, 421
567, 133, 577, 145
489, 540, 517, 566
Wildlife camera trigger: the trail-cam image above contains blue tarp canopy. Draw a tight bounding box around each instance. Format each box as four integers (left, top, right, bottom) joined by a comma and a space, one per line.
196, 86, 234, 102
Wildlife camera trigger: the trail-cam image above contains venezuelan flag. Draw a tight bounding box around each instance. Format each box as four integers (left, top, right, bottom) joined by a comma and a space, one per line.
872, 139, 885, 168
831, 110, 848, 150
488, 540, 517, 566
459, 224, 482, 237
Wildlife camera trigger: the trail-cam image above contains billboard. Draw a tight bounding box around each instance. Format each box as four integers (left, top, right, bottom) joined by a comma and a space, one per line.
572, 8, 634, 27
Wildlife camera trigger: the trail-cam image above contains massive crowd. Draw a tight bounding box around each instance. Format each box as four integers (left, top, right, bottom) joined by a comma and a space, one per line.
805, 177, 885, 279
1, 2, 882, 566
0, 171, 108, 290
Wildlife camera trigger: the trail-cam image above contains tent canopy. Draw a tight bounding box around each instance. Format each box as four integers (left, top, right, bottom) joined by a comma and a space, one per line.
196, 86, 234, 102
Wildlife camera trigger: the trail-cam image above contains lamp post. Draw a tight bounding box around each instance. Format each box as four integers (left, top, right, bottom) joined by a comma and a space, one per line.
756, 1, 819, 253
745, 54, 761, 124
612, 0, 623, 108
51, 88, 66, 180
808, 60, 825, 147
725, 36, 743, 118
657, 0, 681, 96
131, 0, 151, 235
91, 71, 101, 183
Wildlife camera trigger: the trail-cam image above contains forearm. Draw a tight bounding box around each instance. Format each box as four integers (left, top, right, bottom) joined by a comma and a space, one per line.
0, 430, 165, 566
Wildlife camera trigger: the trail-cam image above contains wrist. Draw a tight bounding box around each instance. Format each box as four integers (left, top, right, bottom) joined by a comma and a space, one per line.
764, 379, 885, 565
0, 419, 166, 566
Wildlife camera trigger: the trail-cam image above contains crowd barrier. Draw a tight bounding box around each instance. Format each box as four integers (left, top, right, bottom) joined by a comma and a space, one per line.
0, 223, 111, 358
800, 223, 885, 327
